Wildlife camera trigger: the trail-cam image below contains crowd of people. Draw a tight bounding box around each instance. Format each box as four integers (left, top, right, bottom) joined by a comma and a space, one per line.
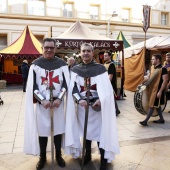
23, 37, 170, 170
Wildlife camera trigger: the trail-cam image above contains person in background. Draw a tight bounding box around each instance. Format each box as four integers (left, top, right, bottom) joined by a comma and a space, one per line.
23, 38, 70, 170
68, 57, 77, 71
139, 53, 168, 126
104, 51, 120, 116
164, 52, 170, 112
21, 60, 29, 92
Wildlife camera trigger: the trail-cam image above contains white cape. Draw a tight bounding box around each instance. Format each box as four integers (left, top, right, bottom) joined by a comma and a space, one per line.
23, 64, 70, 155
65, 71, 120, 162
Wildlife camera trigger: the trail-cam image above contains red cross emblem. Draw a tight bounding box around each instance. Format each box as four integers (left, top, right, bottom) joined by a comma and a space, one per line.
80, 84, 97, 96
41, 70, 60, 89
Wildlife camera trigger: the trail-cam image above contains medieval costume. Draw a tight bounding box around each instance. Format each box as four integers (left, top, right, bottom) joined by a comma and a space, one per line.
139, 64, 167, 126
65, 61, 119, 168
104, 61, 120, 116
23, 57, 70, 167
164, 63, 170, 100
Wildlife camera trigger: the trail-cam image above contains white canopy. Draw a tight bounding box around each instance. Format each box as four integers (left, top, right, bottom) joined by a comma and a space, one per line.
55, 21, 123, 51
58, 20, 111, 40
124, 36, 170, 58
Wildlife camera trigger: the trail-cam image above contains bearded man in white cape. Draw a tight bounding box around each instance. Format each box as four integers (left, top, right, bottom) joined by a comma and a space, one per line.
65, 43, 119, 170
23, 38, 70, 170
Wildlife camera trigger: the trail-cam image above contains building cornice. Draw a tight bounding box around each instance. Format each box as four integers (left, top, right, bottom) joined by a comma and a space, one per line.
0, 14, 170, 30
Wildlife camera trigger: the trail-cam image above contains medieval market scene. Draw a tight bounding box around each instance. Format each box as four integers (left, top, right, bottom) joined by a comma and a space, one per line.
0, 0, 170, 170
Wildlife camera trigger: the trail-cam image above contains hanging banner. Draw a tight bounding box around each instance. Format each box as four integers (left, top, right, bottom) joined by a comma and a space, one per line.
143, 5, 151, 32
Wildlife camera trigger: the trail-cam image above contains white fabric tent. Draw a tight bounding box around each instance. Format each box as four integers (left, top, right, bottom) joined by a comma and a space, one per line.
58, 20, 111, 40
124, 36, 170, 59
55, 21, 123, 52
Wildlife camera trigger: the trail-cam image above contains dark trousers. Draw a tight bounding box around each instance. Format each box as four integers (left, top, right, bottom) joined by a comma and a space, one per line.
39, 134, 62, 157
22, 77, 27, 91
85, 139, 106, 162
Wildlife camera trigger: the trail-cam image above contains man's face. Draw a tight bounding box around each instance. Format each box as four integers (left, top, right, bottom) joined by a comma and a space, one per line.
151, 56, 158, 66
42, 41, 56, 59
104, 53, 110, 62
70, 59, 75, 66
80, 45, 94, 64
166, 55, 170, 63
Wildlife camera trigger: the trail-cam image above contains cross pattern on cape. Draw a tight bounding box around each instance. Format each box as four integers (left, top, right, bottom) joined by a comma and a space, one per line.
41, 70, 60, 89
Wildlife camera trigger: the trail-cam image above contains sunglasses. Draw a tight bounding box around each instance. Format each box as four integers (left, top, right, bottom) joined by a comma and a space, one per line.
43, 46, 55, 50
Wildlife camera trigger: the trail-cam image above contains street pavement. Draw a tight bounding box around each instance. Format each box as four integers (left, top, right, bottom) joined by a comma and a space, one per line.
0, 86, 170, 170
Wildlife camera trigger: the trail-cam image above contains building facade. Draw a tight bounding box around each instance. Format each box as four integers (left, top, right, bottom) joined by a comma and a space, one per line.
0, 0, 170, 50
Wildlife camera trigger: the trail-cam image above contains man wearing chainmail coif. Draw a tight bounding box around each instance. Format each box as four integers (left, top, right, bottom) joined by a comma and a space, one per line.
65, 43, 119, 170
23, 38, 70, 170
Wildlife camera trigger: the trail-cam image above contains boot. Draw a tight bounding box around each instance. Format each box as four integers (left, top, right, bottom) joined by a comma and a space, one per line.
36, 153, 46, 170
100, 158, 107, 170
56, 150, 66, 167
99, 148, 107, 170
83, 151, 92, 165
83, 139, 92, 165
36, 137, 47, 170
54, 135, 66, 167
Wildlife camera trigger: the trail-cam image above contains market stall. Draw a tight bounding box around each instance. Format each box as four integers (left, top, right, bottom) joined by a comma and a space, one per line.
54, 21, 124, 98
0, 26, 42, 84
123, 36, 170, 91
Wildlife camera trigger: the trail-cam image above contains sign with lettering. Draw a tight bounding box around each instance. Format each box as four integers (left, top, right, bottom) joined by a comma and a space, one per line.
55, 39, 123, 51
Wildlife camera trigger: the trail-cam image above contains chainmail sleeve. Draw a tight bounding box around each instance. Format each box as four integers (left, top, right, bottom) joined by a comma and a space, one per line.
33, 70, 45, 103
61, 73, 67, 91
72, 82, 82, 103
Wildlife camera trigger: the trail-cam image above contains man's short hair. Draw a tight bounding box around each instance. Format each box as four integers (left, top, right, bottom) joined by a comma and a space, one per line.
166, 52, 170, 57
80, 43, 94, 52
42, 38, 56, 46
69, 57, 75, 61
152, 53, 162, 62
23, 60, 28, 64
104, 50, 112, 57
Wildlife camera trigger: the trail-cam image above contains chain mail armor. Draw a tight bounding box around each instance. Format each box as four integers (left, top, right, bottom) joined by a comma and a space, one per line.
71, 61, 106, 77
32, 56, 67, 70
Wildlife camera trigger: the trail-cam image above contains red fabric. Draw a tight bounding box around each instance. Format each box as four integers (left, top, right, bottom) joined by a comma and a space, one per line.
19, 27, 40, 54
2, 73, 22, 84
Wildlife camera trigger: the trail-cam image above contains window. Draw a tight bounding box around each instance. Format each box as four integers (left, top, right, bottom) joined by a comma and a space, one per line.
0, 0, 7, 13
90, 6, 98, 20
27, 0, 45, 16
122, 9, 130, 22
8, 0, 25, 14
161, 12, 168, 25
63, 3, 73, 18
0, 34, 7, 50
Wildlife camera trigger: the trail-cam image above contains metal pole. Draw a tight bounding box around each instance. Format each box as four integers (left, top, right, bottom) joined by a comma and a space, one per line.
143, 31, 146, 73
121, 49, 125, 99
49, 86, 54, 170
81, 78, 91, 170
107, 18, 110, 38
51, 26, 52, 38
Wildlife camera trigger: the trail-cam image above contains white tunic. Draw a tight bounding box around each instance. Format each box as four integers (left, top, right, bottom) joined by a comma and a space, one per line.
23, 64, 70, 155
65, 71, 120, 162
